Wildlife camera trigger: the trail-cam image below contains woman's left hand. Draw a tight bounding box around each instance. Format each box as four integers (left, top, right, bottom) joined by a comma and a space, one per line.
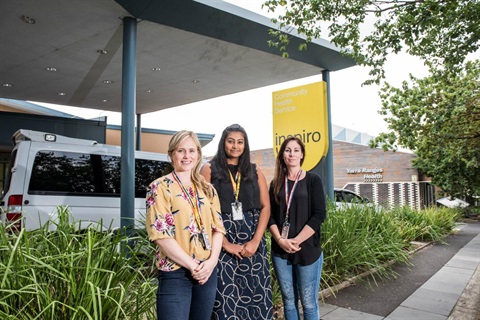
279, 238, 301, 254
192, 259, 216, 285
240, 240, 259, 258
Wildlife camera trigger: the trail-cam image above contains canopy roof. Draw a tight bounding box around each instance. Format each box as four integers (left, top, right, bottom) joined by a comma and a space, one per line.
0, 0, 356, 115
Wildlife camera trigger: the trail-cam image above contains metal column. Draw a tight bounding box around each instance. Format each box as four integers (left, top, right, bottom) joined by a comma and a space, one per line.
136, 113, 141, 151
120, 16, 137, 231
322, 70, 334, 202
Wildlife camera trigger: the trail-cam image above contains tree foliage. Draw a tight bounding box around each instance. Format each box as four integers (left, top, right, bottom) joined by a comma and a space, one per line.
369, 60, 480, 199
263, 0, 480, 199
263, 0, 480, 84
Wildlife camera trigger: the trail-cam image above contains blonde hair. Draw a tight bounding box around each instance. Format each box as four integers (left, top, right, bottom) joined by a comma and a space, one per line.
168, 130, 213, 199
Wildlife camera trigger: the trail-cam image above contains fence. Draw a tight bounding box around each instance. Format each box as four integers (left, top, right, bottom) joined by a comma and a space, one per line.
342, 181, 436, 210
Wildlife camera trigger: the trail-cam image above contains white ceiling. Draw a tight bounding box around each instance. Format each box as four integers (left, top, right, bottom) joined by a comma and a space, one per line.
0, 0, 356, 115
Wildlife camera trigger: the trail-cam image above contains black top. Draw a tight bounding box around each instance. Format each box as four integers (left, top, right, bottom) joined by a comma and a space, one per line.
268, 172, 326, 265
210, 162, 260, 213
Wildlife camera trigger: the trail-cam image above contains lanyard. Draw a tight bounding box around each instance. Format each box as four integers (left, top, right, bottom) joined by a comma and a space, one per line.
228, 170, 241, 202
172, 172, 204, 230
284, 170, 302, 223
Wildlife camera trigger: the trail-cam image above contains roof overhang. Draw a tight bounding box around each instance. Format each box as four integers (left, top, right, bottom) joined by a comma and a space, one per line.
0, 0, 356, 115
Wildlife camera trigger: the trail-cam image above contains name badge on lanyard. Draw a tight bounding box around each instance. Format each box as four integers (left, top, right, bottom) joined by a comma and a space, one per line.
229, 170, 243, 220
232, 201, 243, 220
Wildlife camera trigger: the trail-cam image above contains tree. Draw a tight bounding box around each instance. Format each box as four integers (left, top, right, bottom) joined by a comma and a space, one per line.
263, 0, 480, 84
369, 60, 480, 199
263, 0, 480, 199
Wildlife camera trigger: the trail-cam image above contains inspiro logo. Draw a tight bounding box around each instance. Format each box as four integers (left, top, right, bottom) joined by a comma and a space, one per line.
272, 82, 329, 171
274, 131, 322, 153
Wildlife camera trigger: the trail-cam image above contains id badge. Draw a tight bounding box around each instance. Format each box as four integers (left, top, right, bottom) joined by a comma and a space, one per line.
199, 230, 211, 250
281, 222, 290, 239
231, 201, 243, 221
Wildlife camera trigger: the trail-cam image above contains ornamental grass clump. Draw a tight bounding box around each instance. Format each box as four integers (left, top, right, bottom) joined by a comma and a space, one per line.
0, 206, 157, 320
390, 206, 461, 242
321, 204, 409, 286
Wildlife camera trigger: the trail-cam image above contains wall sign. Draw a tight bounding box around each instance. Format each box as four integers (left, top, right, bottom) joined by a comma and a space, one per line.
347, 167, 384, 182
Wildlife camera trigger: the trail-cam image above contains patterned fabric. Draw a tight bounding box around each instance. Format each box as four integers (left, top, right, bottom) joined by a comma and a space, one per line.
210, 162, 273, 320
211, 209, 274, 320
146, 174, 225, 271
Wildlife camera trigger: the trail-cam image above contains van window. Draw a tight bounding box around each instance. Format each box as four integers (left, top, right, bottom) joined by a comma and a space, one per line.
29, 150, 172, 197
2, 149, 17, 197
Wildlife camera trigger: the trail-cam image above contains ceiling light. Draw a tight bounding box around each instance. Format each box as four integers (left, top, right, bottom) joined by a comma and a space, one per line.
102, 99, 109, 102
21, 15, 36, 24
46, 67, 57, 72
2, 83, 12, 87
145, 89, 152, 93
97, 49, 108, 54
152, 67, 161, 71
102, 80, 113, 84
58, 92, 66, 96
192, 80, 200, 83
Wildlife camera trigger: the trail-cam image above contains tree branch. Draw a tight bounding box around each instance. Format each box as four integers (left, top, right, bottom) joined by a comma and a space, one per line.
366, 0, 424, 14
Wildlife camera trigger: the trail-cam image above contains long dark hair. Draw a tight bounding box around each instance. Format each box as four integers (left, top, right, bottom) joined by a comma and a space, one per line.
210, 123, 253, 181
272, 136, 306, 203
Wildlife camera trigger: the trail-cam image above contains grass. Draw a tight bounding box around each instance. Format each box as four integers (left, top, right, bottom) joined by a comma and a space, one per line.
270, 203, 462, 306
0, 204, 463, 318
0, 206, 157, 320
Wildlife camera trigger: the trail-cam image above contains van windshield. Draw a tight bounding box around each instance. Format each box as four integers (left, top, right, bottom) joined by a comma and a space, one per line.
29, 150, 172, 197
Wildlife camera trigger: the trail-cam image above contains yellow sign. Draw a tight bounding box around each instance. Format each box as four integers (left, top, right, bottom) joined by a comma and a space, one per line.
272, 82, 329, 171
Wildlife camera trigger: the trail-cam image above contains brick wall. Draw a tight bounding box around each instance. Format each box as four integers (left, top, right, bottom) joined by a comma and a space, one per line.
249, 140, 421, 186
332, 140, 419, 188
250, 149, 276, 184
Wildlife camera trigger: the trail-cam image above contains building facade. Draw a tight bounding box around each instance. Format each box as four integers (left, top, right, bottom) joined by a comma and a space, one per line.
250, 138, 435, 211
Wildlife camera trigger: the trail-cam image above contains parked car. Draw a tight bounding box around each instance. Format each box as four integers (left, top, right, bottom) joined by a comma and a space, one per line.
1, 129, 173, 232
436, 197, 469, 209
334, 188, 380, 210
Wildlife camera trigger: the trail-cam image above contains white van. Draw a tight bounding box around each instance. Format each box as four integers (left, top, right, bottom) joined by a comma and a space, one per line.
0, 129, 173, 231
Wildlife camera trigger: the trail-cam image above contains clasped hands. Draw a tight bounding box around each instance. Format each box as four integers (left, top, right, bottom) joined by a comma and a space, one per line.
191, 259, 214, 285
223, 241, 258, 259
278, 238, 301, 254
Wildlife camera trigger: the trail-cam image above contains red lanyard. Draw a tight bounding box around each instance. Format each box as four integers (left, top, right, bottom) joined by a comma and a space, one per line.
284, 170, 302, 223
172, 172, 204, 230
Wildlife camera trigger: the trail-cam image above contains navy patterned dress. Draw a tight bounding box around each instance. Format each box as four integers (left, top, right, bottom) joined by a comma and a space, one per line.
210, 163, 273, 320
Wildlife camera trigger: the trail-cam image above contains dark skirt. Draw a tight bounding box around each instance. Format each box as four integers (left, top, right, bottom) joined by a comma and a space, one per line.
211, 209, 274, 320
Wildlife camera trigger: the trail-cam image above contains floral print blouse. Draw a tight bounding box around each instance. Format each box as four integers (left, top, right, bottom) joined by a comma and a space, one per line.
146, 174, 225, 271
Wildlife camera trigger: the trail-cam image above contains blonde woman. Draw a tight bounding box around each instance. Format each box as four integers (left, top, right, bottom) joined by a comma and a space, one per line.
146, 130, 225, 320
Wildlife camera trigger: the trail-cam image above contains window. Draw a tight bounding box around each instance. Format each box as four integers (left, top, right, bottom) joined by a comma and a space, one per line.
2, 150, 17, 197
29, 150, 172, 197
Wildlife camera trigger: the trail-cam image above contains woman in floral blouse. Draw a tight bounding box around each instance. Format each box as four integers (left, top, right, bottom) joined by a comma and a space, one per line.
146, 130, 225, 320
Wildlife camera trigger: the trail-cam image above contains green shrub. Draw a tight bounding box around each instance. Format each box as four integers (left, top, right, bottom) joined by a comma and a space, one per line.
0, 206, 156, 320
322, 204, 409, 286
390, 206, 460, 242
1, 204, 460, 318
319, 204, 460, 293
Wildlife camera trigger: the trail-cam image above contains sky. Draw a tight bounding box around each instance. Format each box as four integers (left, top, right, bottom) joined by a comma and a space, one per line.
36, 0, 429, 157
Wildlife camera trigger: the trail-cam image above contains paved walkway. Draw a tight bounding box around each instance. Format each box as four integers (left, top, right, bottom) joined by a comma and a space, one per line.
320, 222, 480, 320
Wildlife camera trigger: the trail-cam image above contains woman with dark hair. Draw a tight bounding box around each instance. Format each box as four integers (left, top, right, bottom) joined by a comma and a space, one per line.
200, 124, 273, 320
269, 136, 327, 320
